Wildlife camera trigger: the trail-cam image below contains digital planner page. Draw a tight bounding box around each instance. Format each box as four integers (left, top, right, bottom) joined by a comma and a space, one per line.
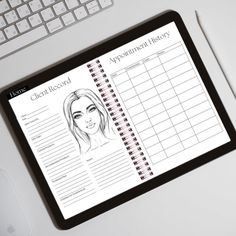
99, 21, 230, 175
9, 21, 230, 219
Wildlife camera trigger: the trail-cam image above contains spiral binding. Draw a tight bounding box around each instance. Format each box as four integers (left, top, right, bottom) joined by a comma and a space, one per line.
87, 60, 153, 180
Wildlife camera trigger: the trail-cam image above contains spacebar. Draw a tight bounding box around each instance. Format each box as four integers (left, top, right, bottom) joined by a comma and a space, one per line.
0, 25, 48, 59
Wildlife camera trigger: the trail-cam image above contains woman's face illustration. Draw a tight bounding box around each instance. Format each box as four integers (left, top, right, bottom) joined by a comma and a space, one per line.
71, 96, 101, 135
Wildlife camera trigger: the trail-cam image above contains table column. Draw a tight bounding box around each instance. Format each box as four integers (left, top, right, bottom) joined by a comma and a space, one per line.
160, 43, 222, 149
114, 61, 167, 164
145, 51, 185, 157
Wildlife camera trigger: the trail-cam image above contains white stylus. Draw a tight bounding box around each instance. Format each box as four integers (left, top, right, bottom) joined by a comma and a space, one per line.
195, 10, 236, 99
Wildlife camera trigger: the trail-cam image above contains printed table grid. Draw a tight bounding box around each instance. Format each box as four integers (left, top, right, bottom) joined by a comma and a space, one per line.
111, 42, 223, 164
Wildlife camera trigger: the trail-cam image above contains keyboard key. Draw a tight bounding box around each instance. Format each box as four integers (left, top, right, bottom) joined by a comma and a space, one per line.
4, 10, 19, 24
42, 0, 55, 7
0, 16, 6, 29
74, 6, 88, 20
87, 5, 99, 14
53, 2, 67, 15
28, 13, 42, 27
4, 25, 18, 39
0, 0, 10, 14
0, 31, 6, 44
62, 12, 75, 25
16, 19, 30, 33
98, 0, 112, 8
8, 0, 22, 8
46, 18, 63, 33
40, 7, 54, 21
17, 4, 31, 18
80, 0, 90, 3
29, 0, 43, 12
86, 0, 100, 14
65, 0, 79, 9
0, 25, 48, 58
86, 0, 98, 9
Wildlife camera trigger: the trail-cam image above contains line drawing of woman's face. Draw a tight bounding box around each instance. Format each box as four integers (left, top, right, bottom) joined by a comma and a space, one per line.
71, 96, 101, 135
63, 88, 115, 154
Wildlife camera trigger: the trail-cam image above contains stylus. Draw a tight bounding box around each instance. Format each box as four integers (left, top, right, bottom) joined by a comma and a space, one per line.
195, 10, 236, 99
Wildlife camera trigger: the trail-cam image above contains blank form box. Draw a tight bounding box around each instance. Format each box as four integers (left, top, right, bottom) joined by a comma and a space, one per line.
156, 81, 172, 94
135, 120, 152, 132
142, 96, 161, 110
139, 127, 156, 140
152, 73, 168, 86
179, 128, 195, 141
154, 119, 172, 133
183, 136, 198, 148
163, 54, 188, 71
164, 97, 179, 109
159, 45, 184, 63
165, 143, 184, 156
125, 96, 140, 109
162, 135, 180, 149
132, 112, 148, 125
112, 73, 129, 86
131, 72, 150, 86
121, 88, 136, 101
159, 89, 175, 101
128, 104, 144, 116
116, 80, 133, 93
139, 88, 157, 101
146, 103, 165, 118
175, 120, 191, 133
158, 127, 176, 141
127, 64, 146, 78
144, 57, 161, 70
150, 111, 169, 126
168, 104, 183, 117
178, 85, 203, 102
182, 93, 207, 110
149, 65, 165, 78
143, 135, 159, 148
197, 124, 222, 141
171, 69, 195, 86
167, 62, 192, 79
174, 78, 199, 94
171, 112, 187, 125
186, 101, 211, 118
147, 143, 163, 156
193, 117, 218, 134
150, 151, 167, 164
189, 109, 215, 126
135, 80, 153, 94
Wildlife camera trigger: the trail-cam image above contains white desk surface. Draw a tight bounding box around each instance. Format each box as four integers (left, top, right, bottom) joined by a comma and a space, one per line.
0, 0, 236, 235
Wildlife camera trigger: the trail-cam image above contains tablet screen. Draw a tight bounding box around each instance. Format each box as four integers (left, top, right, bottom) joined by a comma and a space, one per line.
2, 11, 235, 228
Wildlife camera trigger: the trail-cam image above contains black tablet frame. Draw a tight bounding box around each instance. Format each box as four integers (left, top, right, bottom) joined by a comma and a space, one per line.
1, 10, 236, 229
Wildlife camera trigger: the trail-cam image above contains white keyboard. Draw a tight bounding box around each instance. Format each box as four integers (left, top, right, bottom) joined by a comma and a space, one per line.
0, 0, 113, 59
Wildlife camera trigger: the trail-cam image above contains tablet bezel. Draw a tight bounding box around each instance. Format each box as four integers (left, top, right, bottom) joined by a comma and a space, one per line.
1, 10, 236, 229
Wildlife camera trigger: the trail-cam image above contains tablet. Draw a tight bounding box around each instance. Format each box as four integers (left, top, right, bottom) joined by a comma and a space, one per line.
1, 11, 236, 229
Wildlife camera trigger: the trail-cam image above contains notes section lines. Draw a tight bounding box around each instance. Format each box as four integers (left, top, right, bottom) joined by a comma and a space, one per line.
39, 140, 73, 158
41, 142, 75, 163
28, 116, 64, 137
55, 170, 95, 208
34, 129, 69, 148
27, 113, 61, 134
111, 42, 222, 164
88, 149, 134, 190
21, 109, 93, 207
21, 105, 49, 120
47, 157, 82, 179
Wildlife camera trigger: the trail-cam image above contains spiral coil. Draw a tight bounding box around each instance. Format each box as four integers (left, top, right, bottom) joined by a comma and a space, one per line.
87, 60, 153, 180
